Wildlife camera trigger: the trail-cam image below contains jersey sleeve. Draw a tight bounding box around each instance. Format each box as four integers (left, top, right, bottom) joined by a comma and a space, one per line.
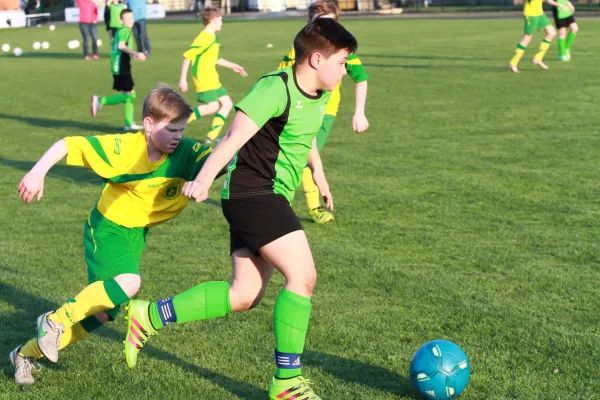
183, 35, 210, 60
64, 135, 125, 178
235, 75, 288, 129
277, 46, 295, 70
116, 27, 131, 44
176, 139, 214, 181
346, 53, 369, 83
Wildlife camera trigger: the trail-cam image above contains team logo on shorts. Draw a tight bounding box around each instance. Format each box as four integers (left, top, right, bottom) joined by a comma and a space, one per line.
163, 182, 180, 200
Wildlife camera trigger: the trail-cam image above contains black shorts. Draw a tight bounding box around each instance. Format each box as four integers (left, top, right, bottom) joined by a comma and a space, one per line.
113, 73, 134, 92
110, 27, 118, 36
221, 193, 303, 255
553, 10, 576, 29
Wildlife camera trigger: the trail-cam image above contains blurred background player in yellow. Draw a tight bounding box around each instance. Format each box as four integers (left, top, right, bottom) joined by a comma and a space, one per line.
179, 7, 248, 145
508, 0, 569, 72
278, 0, 369, 224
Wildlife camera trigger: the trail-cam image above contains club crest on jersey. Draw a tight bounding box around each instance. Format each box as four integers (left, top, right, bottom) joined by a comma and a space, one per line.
296, 100, 303, 109
192, 142, 201, 152
114, 138, 121, 155
163, 182, 180, 200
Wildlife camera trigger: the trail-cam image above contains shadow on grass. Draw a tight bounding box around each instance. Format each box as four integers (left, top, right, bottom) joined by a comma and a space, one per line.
360, 53, 496, 61
366, 63, 502, 71
0, 279, 268, 399
0, 112, 120, 134
0, 156, 102, 187
304, 351, 416, 398
1, 52, 85, 60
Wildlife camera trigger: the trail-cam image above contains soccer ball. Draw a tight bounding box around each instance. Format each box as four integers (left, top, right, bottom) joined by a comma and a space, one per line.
67, 40, 80, 49
409, 340, 470, 399
97, 39, 102, 47
13, 47, 23, 57
2, 43, 10, 52
33, 41, 41, 50
42, 41, 49, 49
49, 24, 55, 31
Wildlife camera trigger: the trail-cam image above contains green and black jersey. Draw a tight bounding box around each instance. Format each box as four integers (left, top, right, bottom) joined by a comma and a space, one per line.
111, 27, 134, 75
222, 65, 331, 204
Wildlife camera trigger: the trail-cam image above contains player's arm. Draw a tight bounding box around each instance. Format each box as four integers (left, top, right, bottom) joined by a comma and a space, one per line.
346, 54, 369, 133
216, 58, 248, 77
118, 40, 145, 60
18, 139, 68, 203
545, 0, 569, 10
307, 137, 333, 211
179, 58, 191, 92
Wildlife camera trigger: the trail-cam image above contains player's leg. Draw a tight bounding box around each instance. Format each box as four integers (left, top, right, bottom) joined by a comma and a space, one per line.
557, 26, 567, 60
123, 87, 142, 130
35, 209, 145, 363
188, 100, 219, 124
509, 27, 532, 73
565, 20, 578, 59
206, 93, 233, 143
124, 247, 274, 367
259, 231, 321, 399
303, 114, 336, 224
533, 19, 556, 69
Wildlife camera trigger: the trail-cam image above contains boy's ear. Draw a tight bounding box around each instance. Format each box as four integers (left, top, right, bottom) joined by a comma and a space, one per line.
308, 52, 322, 70
143, 116, 153, 133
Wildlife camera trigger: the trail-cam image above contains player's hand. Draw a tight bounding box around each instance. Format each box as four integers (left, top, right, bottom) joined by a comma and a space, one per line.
182, 181, 210, 203
233, 65, 248, 77
178, 80, 188, 93
18, 170, 45, 204
311, 169, 333, 211
352, 113, 369, 133
135, 52, 146, 61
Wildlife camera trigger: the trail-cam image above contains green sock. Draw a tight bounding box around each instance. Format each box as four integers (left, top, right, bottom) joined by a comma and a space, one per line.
148, 281, 231, 330
100, 93, 127, 106
558, 38, 566, 56
566, 31, 576, 49
274, 289, 312, 379
123, 91, 136, 126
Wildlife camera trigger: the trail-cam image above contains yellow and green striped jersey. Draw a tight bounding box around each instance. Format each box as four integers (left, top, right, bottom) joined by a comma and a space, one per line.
524, 0, 544, 17
183, 30, 221, 93
64, 131, 212, 228
277, 46, 368, 116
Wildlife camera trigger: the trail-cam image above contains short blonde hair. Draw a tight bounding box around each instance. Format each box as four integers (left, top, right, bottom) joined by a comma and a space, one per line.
202, 7, 222, 26
308, 0, 339, 21
142, 85, 193, 123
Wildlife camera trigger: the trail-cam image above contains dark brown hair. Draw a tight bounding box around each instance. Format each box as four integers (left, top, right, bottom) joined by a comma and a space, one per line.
308, 0, 339, 21
294, 18, 357, 65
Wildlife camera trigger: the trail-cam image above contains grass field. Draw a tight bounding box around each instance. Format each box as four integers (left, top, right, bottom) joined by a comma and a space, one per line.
1, 16, 599, 400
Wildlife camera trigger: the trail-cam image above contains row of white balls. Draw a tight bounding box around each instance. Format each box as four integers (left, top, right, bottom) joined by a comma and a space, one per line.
2, 39, 103, 56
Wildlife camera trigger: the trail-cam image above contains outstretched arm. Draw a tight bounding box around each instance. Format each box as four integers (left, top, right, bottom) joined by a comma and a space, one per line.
216, 58, 248, 77
307, 138, 333, 210
179, 58, 191, 92
353, 80, 369, 133
18, 140, 68, 203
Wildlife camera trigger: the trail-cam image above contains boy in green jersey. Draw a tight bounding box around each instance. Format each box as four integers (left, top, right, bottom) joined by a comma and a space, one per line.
106, 0, 126, 39
91, 8, 146, 131
123, 18, 358, 400
552, 0, 578, 61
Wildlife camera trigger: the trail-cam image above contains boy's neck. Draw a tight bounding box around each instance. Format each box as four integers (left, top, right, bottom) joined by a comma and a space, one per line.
145, 132, 164, 162
204, 26, 216, 35
293, 64, 320, 97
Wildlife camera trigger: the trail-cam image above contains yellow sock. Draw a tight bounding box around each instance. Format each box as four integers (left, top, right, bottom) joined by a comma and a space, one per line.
510, 44, 526, 66
19, 338, 44, 359
534, 39, 551, 61
188, 107, 201, 123
206, 113, 226, 141
302, 167, 321, 211
48, 280, 127, 329
19, 322, 91, 360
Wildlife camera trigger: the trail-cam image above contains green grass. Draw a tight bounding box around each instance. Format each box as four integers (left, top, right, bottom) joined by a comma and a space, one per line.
1, 17, 599, 399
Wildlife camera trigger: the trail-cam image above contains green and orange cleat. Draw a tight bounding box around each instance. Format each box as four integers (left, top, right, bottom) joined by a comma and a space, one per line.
123, 300, 156, 368
269, 376, 321, 400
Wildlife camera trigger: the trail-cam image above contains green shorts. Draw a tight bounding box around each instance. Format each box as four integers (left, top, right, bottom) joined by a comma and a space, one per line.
83, 207, 148, 320
524, 15, 551, 35
316, 114, 336, 152
196, 86, 229, 104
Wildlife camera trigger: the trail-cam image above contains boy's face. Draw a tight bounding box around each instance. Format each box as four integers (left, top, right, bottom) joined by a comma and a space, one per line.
314, 48, 349, 92
121, 12, 134, 28
144, 117, 187, 154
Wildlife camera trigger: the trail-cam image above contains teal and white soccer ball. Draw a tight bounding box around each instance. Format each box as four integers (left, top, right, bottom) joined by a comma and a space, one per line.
409, 340, 470, 399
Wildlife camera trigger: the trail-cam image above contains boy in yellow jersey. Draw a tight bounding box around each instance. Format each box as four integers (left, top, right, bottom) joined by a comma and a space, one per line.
179, 7, 248, 145
9, 86, 217, 385
508, 0, 569, 72
278, 0, 368, 224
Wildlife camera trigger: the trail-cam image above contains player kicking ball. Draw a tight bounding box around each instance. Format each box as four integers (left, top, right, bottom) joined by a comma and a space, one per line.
508, 0, 570, 73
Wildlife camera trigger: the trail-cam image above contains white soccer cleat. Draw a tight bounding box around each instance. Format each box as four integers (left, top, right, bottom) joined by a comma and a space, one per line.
9, 346, 36, 385
36, 312, 64, 364
124, 123, 143, 131
91, 95, 101, 117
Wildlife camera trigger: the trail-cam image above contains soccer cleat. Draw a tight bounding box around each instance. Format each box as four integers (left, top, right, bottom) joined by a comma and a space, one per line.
269, 376, 321, 400
308, 207, 334, 224
123, 123, 143, 131
532, 59, 549, 70
91, 95, 101, 117
559, 54, 568, 61
507, 64, 521, 73
565, 49, 571, 61
124, 300, 156, 368
36, 312, 64, 364
9, 346, 35, 385
92, 54, 100, 60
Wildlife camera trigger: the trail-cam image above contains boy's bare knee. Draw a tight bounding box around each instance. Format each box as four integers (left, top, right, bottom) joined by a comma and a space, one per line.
94, 312, 111, 324
208, 101, 219, 114
230, 289, 265, 312
114, 274, 141, 298
571, 24, 579, 34
220, 96, 233, 110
